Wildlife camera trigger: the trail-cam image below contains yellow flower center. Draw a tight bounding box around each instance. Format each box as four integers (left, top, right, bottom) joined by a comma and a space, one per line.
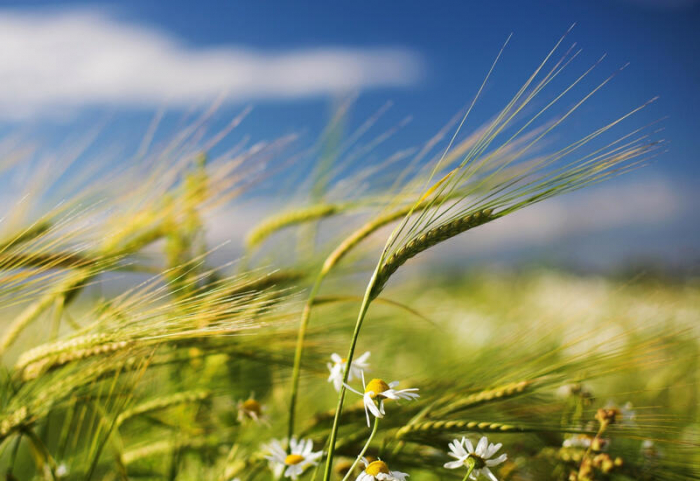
285, 454, 305, 465
365, 379, 390, 399
365, 460, 390, 475
242, 399, 261, 415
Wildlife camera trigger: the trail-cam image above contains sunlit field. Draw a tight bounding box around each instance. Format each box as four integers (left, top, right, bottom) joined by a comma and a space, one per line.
0, 24, 698, 481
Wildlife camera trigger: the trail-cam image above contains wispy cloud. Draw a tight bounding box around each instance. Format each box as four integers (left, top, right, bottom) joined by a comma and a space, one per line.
0, 9, 423, 120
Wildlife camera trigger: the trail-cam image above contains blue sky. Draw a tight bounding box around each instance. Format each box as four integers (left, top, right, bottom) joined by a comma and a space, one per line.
0, 0, 698, 271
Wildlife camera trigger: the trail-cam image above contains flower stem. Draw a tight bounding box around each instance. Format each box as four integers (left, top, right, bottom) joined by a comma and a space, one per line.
287, 270, 325, 441
340, 417, 380, 481
462, 464, 475, 481
321, 264, 381, 481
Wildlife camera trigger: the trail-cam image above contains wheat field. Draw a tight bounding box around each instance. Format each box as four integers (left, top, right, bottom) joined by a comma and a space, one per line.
0, 31, 697, 481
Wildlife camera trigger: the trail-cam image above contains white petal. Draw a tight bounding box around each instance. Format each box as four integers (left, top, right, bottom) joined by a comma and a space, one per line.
444, 460, 465, 469
464, 438, 475, 454
482, 467, 499, 481
381, 389, 400, 400
303, 438, 313, 455
344, 383, 363, 396
485, 454, 507, 467
356, 351, 371, 363
389, 381, 400, 388
272, 463, 285, 478
476, 437, 488, 457
396, 390, 419, 400
285, 464, 303, 479
448, 439, 467, 458
331, 353, 343, 364
486, 442, 502, 458
365, 395, 382, 418
308, 451, 323, 463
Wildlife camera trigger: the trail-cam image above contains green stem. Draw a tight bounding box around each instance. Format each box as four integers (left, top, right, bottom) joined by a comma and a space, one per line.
340, 417, 380, 481
287, 271, 325, 441
322, 265, 380, 481
462, 463, 475, 481
286, 195, 454, 442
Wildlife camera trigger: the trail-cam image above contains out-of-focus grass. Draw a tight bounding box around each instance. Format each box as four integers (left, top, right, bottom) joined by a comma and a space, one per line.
3, 268, 697, 480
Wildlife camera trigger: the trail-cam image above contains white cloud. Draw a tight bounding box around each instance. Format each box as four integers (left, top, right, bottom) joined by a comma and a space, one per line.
0, 9, 423, 120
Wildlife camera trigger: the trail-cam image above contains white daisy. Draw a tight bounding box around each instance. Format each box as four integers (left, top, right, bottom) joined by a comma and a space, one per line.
263, 437, 323, 479
237, 393, 268, 424
328, 351, 371, 392
345, 372, 419, 427
356, 458, 409, 481
444, 437, 507, 481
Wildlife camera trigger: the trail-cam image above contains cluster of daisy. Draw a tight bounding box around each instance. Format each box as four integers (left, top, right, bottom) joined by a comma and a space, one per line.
246, 351, 509, 480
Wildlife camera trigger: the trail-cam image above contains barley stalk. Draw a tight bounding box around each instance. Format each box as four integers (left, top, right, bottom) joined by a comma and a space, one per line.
396, 420, 527, 439
0, 220, 52, 252
436, 380, 535, 415
246, 203, 348, 251
0, 252, 96, 271
287, 193, 462, 440
0, 269, 93, 356
370, 209, 494, 298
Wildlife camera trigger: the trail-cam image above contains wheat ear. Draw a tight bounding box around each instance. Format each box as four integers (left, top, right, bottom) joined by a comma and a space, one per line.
436, 380, 534, 415
371, 209, 494, 298
396, 420, 526, 439
245, 203, 347, 250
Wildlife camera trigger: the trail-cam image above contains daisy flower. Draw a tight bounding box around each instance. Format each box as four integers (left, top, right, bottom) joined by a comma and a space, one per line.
444, 437, 507, 481
345, 372, 419, 427
237, 393, 268, 424
356, 458, 408, 481
263, 437, 323, 479
328, 351, 371, 392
